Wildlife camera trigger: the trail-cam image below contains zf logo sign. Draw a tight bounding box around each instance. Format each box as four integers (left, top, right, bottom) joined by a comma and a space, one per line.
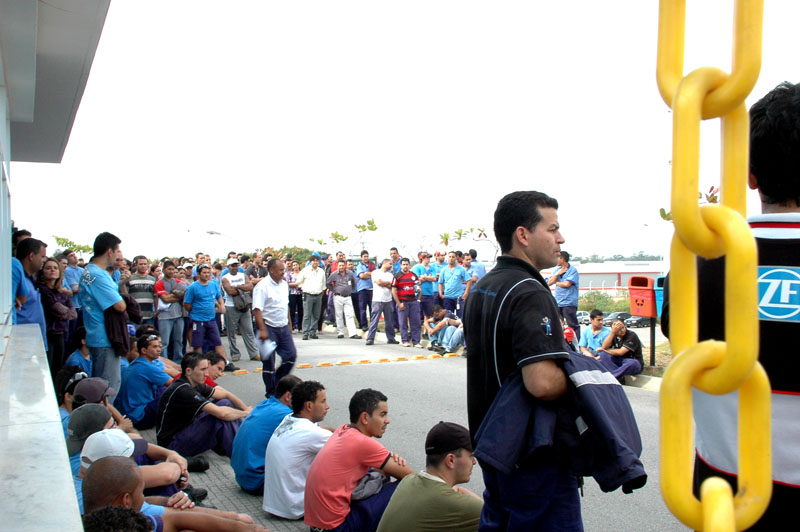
758, 267, 800, 322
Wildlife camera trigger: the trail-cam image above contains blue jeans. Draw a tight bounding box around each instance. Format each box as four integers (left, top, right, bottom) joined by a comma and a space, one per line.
398, 300, 421, 344
357, 290, 373, 329
259, 324, 297, 398
430, 325, 463, 351
89, 346, 120, 403
158, 317, 184, 362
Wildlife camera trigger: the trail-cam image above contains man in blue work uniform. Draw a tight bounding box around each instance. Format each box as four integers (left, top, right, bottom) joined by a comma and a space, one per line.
547, 251, 580, 340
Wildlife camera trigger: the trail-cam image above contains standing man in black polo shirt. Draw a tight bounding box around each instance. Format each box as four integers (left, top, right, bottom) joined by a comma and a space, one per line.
464, 190, 581, 531
326, 259, 360, 339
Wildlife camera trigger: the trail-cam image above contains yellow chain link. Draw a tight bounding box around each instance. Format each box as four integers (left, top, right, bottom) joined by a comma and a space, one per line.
656, 1, 771, 530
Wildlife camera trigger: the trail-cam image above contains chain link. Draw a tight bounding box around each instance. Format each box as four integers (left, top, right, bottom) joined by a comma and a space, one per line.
656, 0, 771, 530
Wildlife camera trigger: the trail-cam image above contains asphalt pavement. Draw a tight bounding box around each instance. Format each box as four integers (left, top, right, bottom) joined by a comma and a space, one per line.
143, 327, 688, 531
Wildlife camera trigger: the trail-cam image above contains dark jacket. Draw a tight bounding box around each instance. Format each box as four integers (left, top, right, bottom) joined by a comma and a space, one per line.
104, 294, 141, 356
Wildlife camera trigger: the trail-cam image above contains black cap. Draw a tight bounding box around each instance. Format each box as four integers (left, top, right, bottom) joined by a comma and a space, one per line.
424, 421, 472, 455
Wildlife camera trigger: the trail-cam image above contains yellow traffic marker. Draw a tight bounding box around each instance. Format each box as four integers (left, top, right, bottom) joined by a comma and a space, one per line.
336, 360, 352, 366
428, 354, 442, 359
219, 372, 227, 377
232, 369, 249, 375
394, 357, 408, 362
317, 362, 333, 367
444, 353, 459, 358
296, 363, 313, 369
253, 368, 263, 373
411, 355, 425, 360
377, 358, 391, 363
357, 359, 371, 364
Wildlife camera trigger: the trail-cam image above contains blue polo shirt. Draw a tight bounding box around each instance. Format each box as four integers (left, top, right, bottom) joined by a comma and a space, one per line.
465, 264, 480, 283
392, 259, 402, 275
116, 357, 171, 423
438, 265, 469, 299
184, 281, 221, 322
120, 356, 130, 380
10, 258, 31, 325
411, 264, 437, 297
355, 262, 374, 292
64, 265, 85, 308
16, 270, 48, 350
579, 326, 611, 351
472, 260, 487, 281
231, 396, 292, 492
552, 264, 580, 307
64, 350, 92, 375
80, 264, 123, 348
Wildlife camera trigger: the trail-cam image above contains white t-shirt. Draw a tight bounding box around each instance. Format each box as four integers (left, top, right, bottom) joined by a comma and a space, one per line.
252, 275, 290, 327
263, 414, 331, 519
222, 271, 246, 307
372, 269, 394, 303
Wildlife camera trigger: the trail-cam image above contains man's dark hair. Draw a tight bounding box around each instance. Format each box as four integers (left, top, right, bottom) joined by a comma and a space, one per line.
204, 351, 225, 366
349, 388, 387, 423
83, 506, 153, 532
132, 255, 147, 265
613, 318, 625, 325
469, 249, 477, 259
361, 250, 369, 256
749, 82, 800, 206
589, 309, 604, 320
337, 259, 346, 265
54, 365, 85, 405
93, 232, 121, 258
560, 251, 570, 263
431, 304, 443, 314
401, 258, 410, 264
181, 351, 206, 374
137, 333, 160, 354
135, 324, 157, 338
426, 448, 464, 468
74, 326, 87, 345
390, 247, 398, 253
267, 258, 281, 271
12, 229, 31, 247
455, 250, 463, 259
276, 375, 302, 398
291, 381, 325, 415
15, 237, 45, 261
163, 260, 175, 269
493, 191, 559, 254
241, 254, 251, 262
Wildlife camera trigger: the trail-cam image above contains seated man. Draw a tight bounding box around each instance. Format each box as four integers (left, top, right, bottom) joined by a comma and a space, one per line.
156, 352, 252, 458
115, 334, 174, 429
64, 326, 92, 375
304, 388, 413, 532
263, 380, 333, 519
72, 376, 135, 434
578, 309, 611, 357
231, 375, 301, 494
424, 305, 464, 354
54, 365, 89, 438
596, 318, 644, 379
376, 422, 483, 532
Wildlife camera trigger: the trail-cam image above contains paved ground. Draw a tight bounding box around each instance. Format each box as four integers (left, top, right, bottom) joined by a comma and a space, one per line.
142, 326, 687, 531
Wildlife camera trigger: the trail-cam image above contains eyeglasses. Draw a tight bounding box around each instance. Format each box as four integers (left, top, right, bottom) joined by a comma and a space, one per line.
66, 371, 89, 392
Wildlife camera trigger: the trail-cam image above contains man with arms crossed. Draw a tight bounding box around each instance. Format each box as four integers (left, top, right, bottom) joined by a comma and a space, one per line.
183, 264, 228, 362
547, 250, 580, 340
263, 380, 334, 519
296, 254, 326, 340
464, 191, 580, 530
365, 259, 400, 346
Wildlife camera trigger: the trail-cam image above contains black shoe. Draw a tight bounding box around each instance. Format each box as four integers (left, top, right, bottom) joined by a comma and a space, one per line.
337, 334, 344, 339
224, 362, 239, 372
361, 327, 368, 332
350, 335, 361, 339
302, 335, 309, 340
427, 345, 436, 351
310, 333, 319, 339
184, 485, 208, 504
433, 345, 447, 354
387, 339, 400, 345
365, 340, 374, 346
186, 455, 209, 473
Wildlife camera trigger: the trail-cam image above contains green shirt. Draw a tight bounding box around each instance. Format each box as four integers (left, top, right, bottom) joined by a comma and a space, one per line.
376, 472, 483, 532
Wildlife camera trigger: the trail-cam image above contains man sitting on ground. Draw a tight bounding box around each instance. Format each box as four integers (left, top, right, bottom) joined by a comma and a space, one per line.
377, 422, 483, 532
156, 352, 252, 458
578, 309, 610, 357
424, 305, 464, 354
64, 326, 92, 375
596, 318, 644, 379
304, 388, 413, 532
115, 334, 174, 429
72, 377, 135, 434
263, 380, 334, 519
231, 375, 301, 494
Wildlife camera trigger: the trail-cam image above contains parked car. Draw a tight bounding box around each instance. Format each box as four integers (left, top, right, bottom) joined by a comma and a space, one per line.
603, 312, 632, 327
576, 311, 590, 325
624, 316, 655, 328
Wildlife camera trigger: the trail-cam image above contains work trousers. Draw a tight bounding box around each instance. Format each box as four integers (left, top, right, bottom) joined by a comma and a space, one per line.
302, 293, 323, 336
397, 300, 421, 344
226, 306, 258, 361
334, 294, 358, 336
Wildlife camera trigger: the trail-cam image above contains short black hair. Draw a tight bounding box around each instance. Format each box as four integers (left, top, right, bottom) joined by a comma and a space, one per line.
163, 260, 175, 269
12, 229, 31, 246
291, 381, 325, 415
82, 506, 153, 532
54, 365, 85, 405
241, 254, 251, 262
469, 249, 477, 259
590, 309, 604, 320
135, 324, 157, 338
136, 333, 160, 354
749, 82, 800, 206
181, 351, 206, 374
276, 375, 302, 398
361, 250, 369, 256
92, 232, 122, 258
390, 247, 398, 253
426, 448, 464, 468
204, 351, 225, 366
267, 258, 281, 271
401, 258, 410, 264
493, 191, 559, 254
349, 388, 387, 423
560, 251, 570, 262
15, 238, 45, 261
431, 304, 443, 314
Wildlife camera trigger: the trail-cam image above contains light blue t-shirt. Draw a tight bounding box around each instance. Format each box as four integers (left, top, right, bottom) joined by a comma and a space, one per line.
411, 264, 437, 297
472, 260, 487, 281
355, 262, 374, 292
64, 265, 85, 308
438, 265, 469, 299
231, 396, 292, 492
64, 350, 92, 375
80, 263, 123, 348
184, 281, 222, 322
392, 259, 402, 275
16, 270, 48, 350
578, 326, 611, 351
120, 356, 130, 380
465, 264, 480, 284
60, 407, 71, 438
141, 501, 165, 516
116, 357, 171, 423
10, 258, 31, 325
74, 474, 84, 514
552, 264, 580, 307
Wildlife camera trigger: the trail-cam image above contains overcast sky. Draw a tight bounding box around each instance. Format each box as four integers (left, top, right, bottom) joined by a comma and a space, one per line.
10, 1, 800, 261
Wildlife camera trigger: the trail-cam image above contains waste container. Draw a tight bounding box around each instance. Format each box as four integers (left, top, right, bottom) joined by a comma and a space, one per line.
628, 276, 657, 318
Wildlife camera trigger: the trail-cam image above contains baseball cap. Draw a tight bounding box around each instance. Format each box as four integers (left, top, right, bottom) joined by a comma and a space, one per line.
424, 421, 473, 455
226, 258, 239, 266
66, 404, 113, 456
73, 377, 115, 405
80, 428, 147, 469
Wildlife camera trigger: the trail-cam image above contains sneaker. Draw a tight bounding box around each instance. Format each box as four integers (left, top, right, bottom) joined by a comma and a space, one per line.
184, 485, 208, 504
231, 356, 241, 362
310, 333, 319, 339
186, 455, 209, 473
433, 345, 447, 354
366, 340, 374, 345
350, 335, 361, 339
413, 344, 423, 349
224, 362, 239, 372
427, 345, 436, 351
402, 342, 411, 347
387, 339, 400, 345
337, 334, 345, 339
302, 335, 309, 341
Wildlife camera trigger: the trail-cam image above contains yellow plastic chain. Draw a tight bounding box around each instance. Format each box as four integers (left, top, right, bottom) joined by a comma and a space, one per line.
656, 1, 772, 531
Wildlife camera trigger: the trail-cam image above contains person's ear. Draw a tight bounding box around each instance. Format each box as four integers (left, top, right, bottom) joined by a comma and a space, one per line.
748, 172, 758, 190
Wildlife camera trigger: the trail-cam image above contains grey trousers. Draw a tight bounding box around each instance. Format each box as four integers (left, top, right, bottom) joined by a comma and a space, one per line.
366, 300, 396, 342
226, 306, 258, 360
302, 293, 323, 336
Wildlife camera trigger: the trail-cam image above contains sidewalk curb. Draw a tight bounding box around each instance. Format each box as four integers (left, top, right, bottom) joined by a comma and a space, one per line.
623, 374, 662, 392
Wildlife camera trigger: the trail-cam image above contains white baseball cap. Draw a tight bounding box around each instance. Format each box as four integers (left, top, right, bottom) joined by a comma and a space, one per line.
80, 428, 147, 469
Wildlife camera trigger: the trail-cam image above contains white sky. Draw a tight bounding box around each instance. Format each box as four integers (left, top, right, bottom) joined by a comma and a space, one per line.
9, 1, 800, 262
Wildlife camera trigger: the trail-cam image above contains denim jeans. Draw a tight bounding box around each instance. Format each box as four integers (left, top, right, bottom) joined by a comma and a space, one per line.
89, 346, 120, 403
158, 317, 184, 361
397, 300, 421, 344
366, 300, 396, 342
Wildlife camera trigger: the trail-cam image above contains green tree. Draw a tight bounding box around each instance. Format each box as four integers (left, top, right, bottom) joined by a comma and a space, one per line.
578, 291, 616, 312
52, 235, 92, 257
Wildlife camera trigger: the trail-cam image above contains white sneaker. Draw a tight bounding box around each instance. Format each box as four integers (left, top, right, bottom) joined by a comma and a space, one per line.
403, 342, 412, 347
413, 344, 423, 348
